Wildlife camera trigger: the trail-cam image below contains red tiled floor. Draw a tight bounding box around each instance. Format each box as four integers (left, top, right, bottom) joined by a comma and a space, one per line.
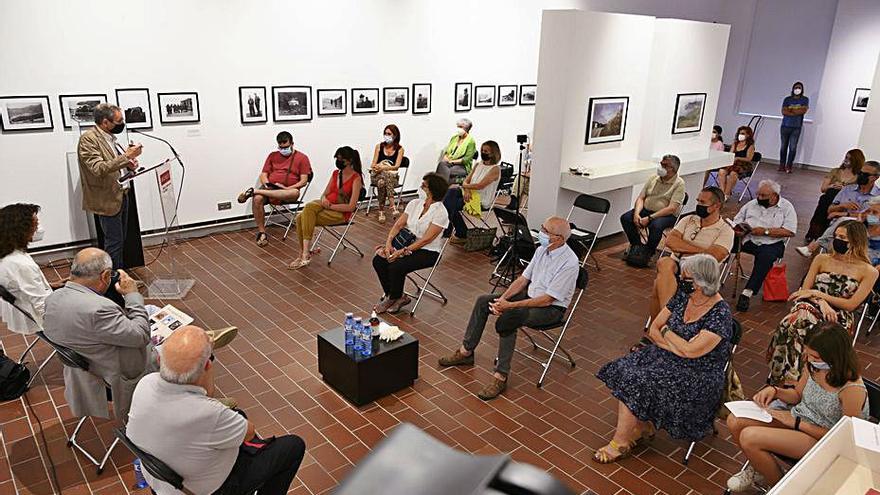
3, 165, 876, 494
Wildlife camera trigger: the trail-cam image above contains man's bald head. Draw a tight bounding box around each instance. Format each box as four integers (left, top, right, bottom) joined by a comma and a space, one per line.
70, 247, 112, 280
544, 216, 571, 241
159, 325, 212, 385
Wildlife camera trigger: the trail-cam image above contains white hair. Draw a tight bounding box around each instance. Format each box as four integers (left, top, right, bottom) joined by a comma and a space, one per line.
158, 341, 211, 385
759, 179, 781, 195
70, 251, 112, 279
456, 118, 473, 132
680, 254, 721, 296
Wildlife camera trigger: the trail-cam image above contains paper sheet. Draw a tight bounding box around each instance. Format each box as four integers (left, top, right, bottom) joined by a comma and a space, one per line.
725, 401, 773, 422
852, 417, 880, 453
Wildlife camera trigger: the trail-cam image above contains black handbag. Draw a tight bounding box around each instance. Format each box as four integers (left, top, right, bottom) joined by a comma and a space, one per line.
392, 228, 417, 250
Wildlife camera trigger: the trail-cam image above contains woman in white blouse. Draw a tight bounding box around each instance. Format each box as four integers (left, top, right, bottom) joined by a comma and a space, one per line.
0, 204, 54, 334
373, 173, 450, 314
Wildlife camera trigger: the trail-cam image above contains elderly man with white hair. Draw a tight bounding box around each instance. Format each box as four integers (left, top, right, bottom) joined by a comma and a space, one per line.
731, 179, 797, 311
127, 326, 305, 495
438, 216, 580, 400
435, 118, 477, 183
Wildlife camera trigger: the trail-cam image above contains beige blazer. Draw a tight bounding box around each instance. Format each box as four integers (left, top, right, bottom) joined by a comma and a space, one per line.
77, 127, 130, 216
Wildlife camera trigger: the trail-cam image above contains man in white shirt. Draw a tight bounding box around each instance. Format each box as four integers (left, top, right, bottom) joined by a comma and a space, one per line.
732, 180, 797, 311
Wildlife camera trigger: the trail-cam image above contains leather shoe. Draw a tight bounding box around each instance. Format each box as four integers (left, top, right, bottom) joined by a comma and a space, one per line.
736, 294, 750, 312
477, 376, 507, 401
206, 327, 238, 349
438, 349, 474, 367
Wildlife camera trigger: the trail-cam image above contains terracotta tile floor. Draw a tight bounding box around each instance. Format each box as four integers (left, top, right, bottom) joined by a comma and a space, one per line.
2, 166, 879, 495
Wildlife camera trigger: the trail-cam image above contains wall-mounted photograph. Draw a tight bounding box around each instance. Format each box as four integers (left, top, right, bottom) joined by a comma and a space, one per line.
585, 96, 629, 145
115, 88, 153, 129
317, 89, 347, 116
474, 86, 495, 107
352, 88, 379, 114
412, 83, 431, 114
383, 87, 409, 112
158, 92, 201, 124
852, 87, 871, 112
59, 94, 107, 129
272, 85, 312, 122
455, 82, 472, 112
671, 92, 706, 134
519, 84, 536, 105
498, 85, 517, 107
239, 86, 267, 124
0, 96, 53, 132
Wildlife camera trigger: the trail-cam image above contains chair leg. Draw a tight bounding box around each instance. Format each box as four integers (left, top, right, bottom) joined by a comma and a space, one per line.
67, 416, 121, 474
683, 441, 696, 465
26, 349, 57, 388
17, 336, 39, 365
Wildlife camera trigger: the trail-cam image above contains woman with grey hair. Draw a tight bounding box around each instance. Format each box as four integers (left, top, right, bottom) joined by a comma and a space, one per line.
435, 118, 476, 184
593, 253, 733, 463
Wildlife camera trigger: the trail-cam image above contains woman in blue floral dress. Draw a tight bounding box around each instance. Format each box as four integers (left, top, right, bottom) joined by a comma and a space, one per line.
594, 254, 733, 463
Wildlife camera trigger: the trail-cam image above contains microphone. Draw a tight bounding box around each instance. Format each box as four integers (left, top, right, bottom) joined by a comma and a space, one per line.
130, 129, 180, 158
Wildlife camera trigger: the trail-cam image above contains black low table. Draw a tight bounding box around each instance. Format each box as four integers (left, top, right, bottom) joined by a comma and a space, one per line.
317, 326, 419, 406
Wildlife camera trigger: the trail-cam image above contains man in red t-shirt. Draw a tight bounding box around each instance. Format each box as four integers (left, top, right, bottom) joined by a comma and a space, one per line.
237, 131, 312, 246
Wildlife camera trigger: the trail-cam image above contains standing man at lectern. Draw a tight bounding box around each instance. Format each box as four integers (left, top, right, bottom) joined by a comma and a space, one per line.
77, 103, 143, 269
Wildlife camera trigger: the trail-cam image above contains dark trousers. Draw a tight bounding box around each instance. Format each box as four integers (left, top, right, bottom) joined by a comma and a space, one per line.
436, 160, 467, 183
442, 187, 468, 237
462, 292, 565, 375
213, 435, 305, 495
741, 240, 786, 292
619, 208, 677, 253
372, 249, 439, 299
97, 194, 129, 269
806, 188, 840, 240
779, 125, 802, 168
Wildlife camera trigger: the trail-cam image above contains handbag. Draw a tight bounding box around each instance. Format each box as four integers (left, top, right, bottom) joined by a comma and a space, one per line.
625, 245, 652, 268
464, 227, 497, 252
392, 228, 417, 250
717, 366, 745, 420
762, 263, 789, 301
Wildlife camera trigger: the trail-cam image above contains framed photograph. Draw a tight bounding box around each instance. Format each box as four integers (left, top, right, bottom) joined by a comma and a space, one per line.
497, 85, 517, 107
412, 83, 432, 114
0, 96, 53, 132
383, 87, 409, 112
671, 92, 707, 134
585, 96, 629, 145
115, 88, 153, 129
158, 92, 200, 124
455, 82, 472, 112
58, 94, 107, 129
852, 88, 871, 112
272, 85, 312, 122
474, 86, 496, 108
519, 85, 537, 105
351, 88, 379, 114
238, 86, 267, 124
317, 89, 347, 116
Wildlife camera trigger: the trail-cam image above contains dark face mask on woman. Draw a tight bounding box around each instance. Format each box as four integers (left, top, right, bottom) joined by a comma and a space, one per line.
695, 204, 711, 219
832, 238, 849, 255
335, 159, 346, 170
480, 152, 491, 162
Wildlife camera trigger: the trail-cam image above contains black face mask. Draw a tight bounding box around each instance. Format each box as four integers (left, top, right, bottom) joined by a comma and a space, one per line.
857, 172, 871, 185
832, 238, 849, 255
480, 152, 491, 162
679, 279, 696, 294
757, 198, 771, 208
695, 204, 711, 219
110, 122, 125, 134
335, 159, 346, 170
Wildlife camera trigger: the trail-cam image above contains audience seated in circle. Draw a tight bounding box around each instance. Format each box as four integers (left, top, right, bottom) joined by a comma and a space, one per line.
435, 118, 476, 183
620, 154, 685, 258
805, 149, 865, 242
237, 131, 312, 247
767, 220, 877, 384
715, 125, 756, 202
438, 217, 579, 401
594, 254, 733, 464
369, 124, 405, 224
442, 140, 501, 243
727, 323, 868, 492
373, 173, 449, 315
289, 146, 364, 270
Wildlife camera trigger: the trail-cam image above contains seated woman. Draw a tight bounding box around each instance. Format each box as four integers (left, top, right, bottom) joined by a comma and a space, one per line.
373, 173, 449, 314
710, 124, 724, 151
0, 203, 57, 335
442, 140, 501, 243
288, 146, 363, 270
435, 119, 476, 183
716, 126, 755, 201
593, 254, 733, 463
369, 124, 405, 224
727, 322, 869, 492
767, 220, 877, 384
805, 149, 865, 241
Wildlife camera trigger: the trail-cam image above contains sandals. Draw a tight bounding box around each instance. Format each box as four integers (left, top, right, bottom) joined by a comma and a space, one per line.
636, 424, 656, 446
386, 295, 412, 314
592, 439, 634, 464
255, 232, 268, 247
629, 336, 652, 353
237, 187, 254, 204
378, 211, 386, 224
287, 258, 311, 270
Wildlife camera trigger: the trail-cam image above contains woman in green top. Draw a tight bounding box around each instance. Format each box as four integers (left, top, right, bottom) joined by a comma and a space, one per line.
436, 118, 477, 184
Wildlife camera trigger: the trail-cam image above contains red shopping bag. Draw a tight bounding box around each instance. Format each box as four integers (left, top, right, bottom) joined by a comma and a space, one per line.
763, 263, 789, 301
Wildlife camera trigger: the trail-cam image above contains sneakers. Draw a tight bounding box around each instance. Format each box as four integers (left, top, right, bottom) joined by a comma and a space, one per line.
206, 327, 238, 349
736, 294, 750, 312
795, 246, 812, 258
438, 349, 474, 367
727, 465, 765, 492
391, 207, 401, 217
477, 376, 508, 401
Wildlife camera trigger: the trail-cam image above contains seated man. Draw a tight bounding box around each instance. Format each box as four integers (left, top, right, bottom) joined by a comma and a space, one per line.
237, 131, 312, 247
438, 216, 579, 400
732, 179, 797, 311
128, 326, 305, 495
649, 186, 734, 320
620, 154, 685, 260
43, 248, 237, 422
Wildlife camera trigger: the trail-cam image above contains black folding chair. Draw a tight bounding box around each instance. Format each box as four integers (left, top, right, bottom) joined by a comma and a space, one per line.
566, 194, 611, 270
115, 428, 194, 495
366, 157, 410, 215
312, 187, 368, 265
490, 207, 536, 286
264, 171, 314, 240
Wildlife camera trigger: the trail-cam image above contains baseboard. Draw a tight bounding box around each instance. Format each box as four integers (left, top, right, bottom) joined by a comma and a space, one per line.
760, 157, 830, 173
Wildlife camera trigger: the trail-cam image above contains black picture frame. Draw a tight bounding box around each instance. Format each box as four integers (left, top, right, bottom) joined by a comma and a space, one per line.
115, 88, 153, 129
317, 89, 348, 116
58, 94, 107, 129
671, 92, 707, 135
585, 96, 629, 145
383, 87, 409, 113
157, 92, 201, 124
852, 87, 871, 112
351, 88, 380, 114
497, 85, 517, 107
455, 82, 472, 112
519, 85, 536, 106
0, 95, 53, 132
412, 83, 432, 114
238, 86, 267, 124
474, 85, 496, 108
272, 85, 313, 122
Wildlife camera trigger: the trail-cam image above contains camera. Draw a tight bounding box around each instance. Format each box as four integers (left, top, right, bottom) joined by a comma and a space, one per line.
516, 134, 529, 144
110, 269, 120, 286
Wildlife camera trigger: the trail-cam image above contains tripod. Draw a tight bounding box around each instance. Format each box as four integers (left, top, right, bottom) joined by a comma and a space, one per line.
491, 139, 530, 292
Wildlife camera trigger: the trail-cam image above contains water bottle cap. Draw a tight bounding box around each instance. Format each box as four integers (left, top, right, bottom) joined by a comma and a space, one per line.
353, 317, 362, 322
345, 312, 353, 317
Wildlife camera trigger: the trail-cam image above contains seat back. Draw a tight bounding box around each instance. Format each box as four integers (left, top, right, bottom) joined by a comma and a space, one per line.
730, 318, 743, 346
572, 194, 611, 215
37, 331, 89, 371
399, 156, 410, 169
498, 162, 515, 190
752, 152, 762, 164
575, 266, 589, 291
114, 428, 188, 492
865, 378, 880, 421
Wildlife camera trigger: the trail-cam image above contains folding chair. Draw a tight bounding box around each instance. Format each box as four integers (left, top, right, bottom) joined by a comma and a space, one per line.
312, 187, 368, 265
366, 157, 410, 215
706, 153, 763, 203
852, 290, 880, 344
264, 172, 314, 240
493, 161, 516, 203
566, 194, 611, 270
656, 192, 689, 255
516, 264, 589, 387
490, 207, 536, 286
115, 428, 196, 495
405, 236, 451, 316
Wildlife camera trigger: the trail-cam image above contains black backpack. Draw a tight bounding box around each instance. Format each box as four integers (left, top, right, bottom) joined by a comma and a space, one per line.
0, 351, 29, 400
625, 245, 652, 268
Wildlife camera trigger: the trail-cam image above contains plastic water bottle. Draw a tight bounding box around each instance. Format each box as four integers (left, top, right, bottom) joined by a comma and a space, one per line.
352, 317, 363, 354
343, 313, 354, 346
133, 458, 149, 489
359, 321, 372, 358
